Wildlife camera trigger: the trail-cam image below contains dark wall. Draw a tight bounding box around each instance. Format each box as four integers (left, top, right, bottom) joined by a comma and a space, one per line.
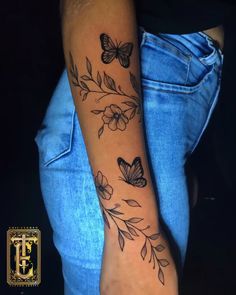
1, 1, 64, 294
1, 1, 235, 294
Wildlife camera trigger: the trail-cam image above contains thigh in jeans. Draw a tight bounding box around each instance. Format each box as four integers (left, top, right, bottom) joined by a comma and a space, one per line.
34, 28, 223, 294
35, 70, 103, 295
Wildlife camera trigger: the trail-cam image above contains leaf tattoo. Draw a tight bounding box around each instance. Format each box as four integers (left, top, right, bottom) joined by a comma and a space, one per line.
129, 71, 140, 96
140, 236, 170, 285
104, 72, 117, 91
93, 166, 169, 285
86, 57, 92, 75
70, 54, 140, 104
122, 199, 141, 207
97, 191, 169, 285
69, 52, 80, 87
118, 231, 125, 250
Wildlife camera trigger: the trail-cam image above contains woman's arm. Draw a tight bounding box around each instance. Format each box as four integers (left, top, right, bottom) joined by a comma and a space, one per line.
61, 0, 178, 294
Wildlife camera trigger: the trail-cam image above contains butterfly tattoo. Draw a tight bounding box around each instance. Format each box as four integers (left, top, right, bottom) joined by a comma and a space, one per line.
100, 33, 133, 68
117, 157, 147, 188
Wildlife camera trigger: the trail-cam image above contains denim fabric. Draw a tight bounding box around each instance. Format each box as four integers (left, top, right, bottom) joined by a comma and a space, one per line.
34, 26, 224, 295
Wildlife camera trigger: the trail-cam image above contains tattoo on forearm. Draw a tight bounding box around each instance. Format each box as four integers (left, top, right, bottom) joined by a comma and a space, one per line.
117, 156, 147, 187
95, 170, 113, 200
100, 33, 133, 68
69, 53, 140, 100
69, 52, 142, 138
93, 164, 169, 285
92, 104, 129, 135
69, 32, 169, 285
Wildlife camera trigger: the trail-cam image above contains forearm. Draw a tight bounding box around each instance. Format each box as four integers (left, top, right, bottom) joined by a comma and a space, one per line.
61, 0, 177, 291
61, 0, 159, 233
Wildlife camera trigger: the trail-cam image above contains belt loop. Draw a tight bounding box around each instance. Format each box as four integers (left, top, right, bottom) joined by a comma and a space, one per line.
198, 32, 220, 65
138, 25, 146, 48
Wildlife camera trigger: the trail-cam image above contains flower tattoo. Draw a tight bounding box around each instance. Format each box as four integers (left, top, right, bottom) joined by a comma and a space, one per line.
95, 170, 113, 200
102, 104, 129, 131
69, 52, 142, 138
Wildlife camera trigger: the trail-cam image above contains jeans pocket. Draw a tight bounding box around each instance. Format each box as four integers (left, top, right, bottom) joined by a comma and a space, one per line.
139, 30, 217, 94
34, 70, 76, 167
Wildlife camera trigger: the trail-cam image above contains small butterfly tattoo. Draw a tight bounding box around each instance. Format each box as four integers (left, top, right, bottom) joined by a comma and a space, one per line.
100, 33, 133, 68
117, 156, 147, 188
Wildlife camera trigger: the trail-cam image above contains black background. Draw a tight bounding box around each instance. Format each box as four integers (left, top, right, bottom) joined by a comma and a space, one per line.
1, 1, 236, 294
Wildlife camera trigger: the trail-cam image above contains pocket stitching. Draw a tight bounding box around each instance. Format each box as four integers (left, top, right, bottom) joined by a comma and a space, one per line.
141, 64, 215, 94
143, 33, 192, 63
37, 106, 76, 167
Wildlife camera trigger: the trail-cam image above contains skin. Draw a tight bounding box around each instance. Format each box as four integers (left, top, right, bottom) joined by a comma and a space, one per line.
61, 0, 179, 294
203, 25, 224, 51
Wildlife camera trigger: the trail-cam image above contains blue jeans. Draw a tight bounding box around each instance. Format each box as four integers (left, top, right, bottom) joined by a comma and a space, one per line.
34, 26, 224, 294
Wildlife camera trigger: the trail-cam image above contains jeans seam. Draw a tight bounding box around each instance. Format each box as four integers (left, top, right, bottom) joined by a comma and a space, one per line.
189, 74, 221, 154
185, 54, 192, 85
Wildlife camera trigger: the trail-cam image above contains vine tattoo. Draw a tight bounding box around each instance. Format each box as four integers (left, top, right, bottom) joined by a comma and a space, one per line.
100, 33, 133, 68
117, 156, 147, 187
93, 165, 169, 285
69, 52, 142, 138
69, 32, 169, 286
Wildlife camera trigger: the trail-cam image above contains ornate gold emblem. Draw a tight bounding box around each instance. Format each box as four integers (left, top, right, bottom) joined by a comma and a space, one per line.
7, 227, 41, 286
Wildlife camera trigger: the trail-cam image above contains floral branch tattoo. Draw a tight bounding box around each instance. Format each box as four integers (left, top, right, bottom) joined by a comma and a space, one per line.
93, 168, 169, 285
69, 52, 142, 138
